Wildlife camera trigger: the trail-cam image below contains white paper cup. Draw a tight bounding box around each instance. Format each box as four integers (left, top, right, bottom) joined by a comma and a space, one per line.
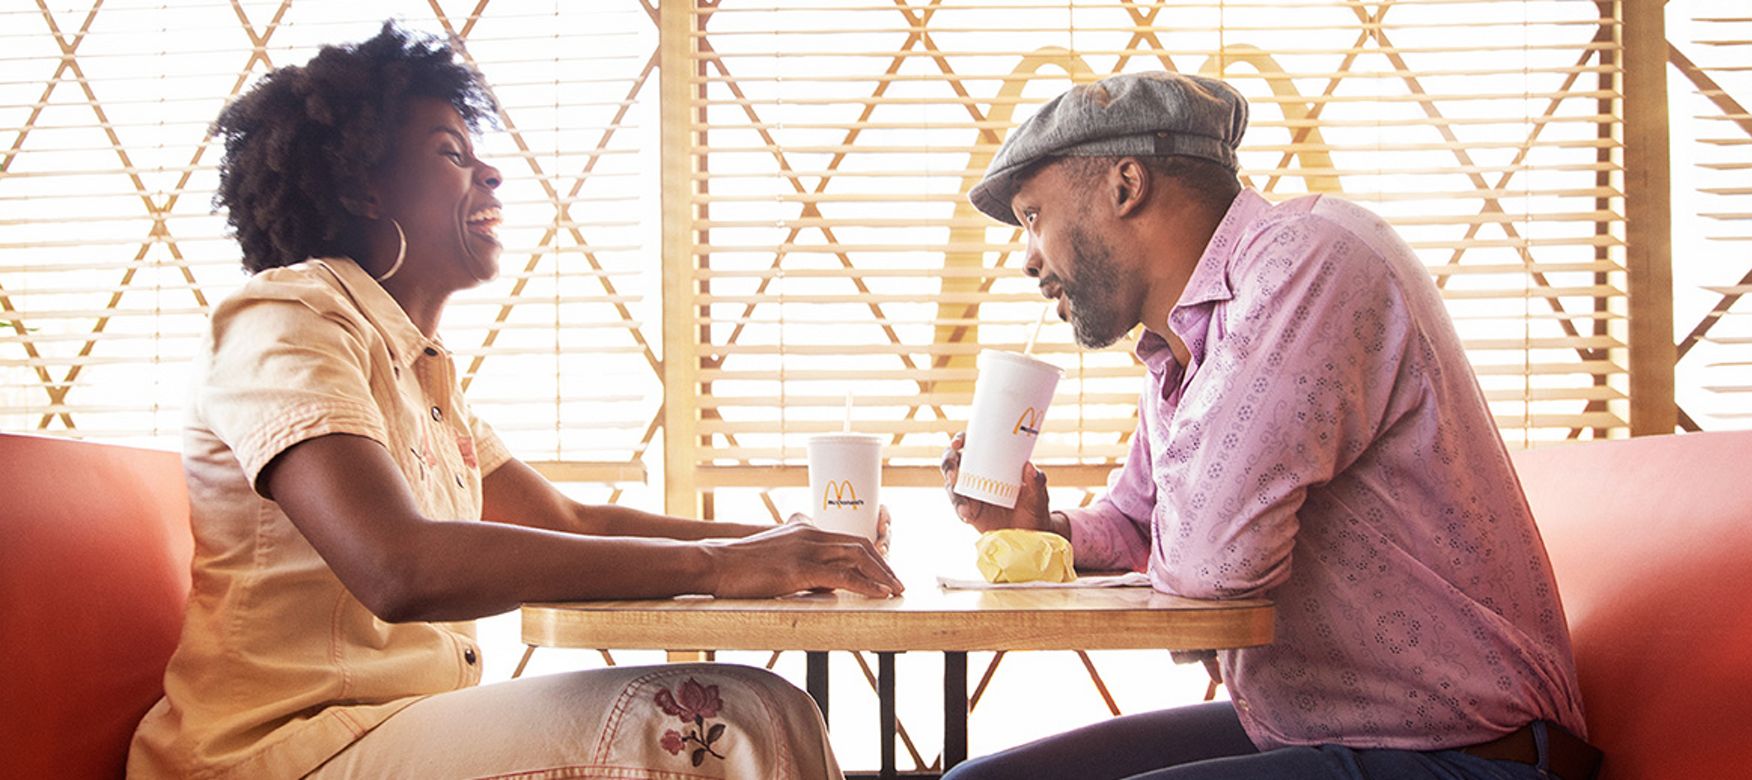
807, 433, 883, 541
953, 351, 1062, 509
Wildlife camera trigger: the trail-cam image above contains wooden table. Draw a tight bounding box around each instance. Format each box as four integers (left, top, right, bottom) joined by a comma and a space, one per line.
523, 585, 1274, 779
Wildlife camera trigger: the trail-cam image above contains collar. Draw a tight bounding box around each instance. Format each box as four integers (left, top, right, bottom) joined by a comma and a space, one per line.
1134, 189, 1272, 375
1172, 188, 1270, 311
1133, 328, 1178, 377
311, 257, 447, 368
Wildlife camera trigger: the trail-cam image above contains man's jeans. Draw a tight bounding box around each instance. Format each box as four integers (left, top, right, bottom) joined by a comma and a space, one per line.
941, 701, 1552, 780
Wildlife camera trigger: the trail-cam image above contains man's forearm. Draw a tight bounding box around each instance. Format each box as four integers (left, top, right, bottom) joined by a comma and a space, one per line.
1058, 502, 1150, 572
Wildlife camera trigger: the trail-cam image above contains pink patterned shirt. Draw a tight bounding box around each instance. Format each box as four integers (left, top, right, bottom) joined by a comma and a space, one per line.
1062, 190, 1586, 751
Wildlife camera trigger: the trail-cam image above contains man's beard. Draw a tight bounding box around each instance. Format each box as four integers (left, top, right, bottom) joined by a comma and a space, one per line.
1059, 224, 1129, 349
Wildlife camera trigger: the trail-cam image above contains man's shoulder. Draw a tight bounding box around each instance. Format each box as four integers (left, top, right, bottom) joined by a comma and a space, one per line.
1233, 194, 1396, 254
1224, 196, 1399, 295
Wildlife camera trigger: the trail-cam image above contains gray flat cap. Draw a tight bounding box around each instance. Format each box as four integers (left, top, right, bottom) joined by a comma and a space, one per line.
969, 71, 1248, 225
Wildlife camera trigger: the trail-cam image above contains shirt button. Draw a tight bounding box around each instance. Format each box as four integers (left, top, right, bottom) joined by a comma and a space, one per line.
1235, 697, 1250, 711
430, 406, 443, 421
464, 647, 477, 665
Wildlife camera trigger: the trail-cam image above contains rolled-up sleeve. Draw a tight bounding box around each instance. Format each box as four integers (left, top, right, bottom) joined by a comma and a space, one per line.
1151, 217, 1415, 600
1061, 414, 1156, 572
467, 411, 514, 477
199, 276, 388, 494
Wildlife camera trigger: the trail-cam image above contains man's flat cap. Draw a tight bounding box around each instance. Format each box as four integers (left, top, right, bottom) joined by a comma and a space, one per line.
969, 71, 1249, 225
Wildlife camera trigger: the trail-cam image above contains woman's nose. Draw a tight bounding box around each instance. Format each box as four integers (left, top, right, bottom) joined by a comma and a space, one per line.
478, 162, 502, 190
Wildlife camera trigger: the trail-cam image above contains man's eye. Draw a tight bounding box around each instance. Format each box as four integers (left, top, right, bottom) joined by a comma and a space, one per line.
441, 150, 464, 162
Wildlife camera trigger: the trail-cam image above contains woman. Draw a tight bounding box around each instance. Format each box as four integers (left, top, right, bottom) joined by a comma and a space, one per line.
127, 23, 900, 780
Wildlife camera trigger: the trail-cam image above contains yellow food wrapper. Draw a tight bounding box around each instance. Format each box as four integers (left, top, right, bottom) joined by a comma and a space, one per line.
975, 529, 1076, 584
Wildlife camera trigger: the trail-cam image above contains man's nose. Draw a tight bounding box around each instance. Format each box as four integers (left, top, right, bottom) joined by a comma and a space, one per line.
1023, 234, 1043, 278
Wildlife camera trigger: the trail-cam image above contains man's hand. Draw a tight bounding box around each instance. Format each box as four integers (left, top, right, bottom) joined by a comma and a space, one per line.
940, 432, 1067, 537
704, 523, 904, 599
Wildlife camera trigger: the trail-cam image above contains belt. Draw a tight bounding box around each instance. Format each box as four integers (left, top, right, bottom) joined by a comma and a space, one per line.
1458, 722, 1603, 780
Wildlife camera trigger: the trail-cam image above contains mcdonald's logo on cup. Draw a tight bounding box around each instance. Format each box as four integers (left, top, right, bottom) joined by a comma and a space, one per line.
821, 479, 866, 511
953, 351, 1062, 509
807, 433, 883, 541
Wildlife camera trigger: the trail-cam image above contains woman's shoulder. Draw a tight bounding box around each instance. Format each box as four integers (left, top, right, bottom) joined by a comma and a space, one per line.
224, 258, 365, 317
206, 258, 375, 348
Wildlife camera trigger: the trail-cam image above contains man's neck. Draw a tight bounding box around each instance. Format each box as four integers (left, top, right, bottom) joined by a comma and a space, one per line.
1136, 191, 1234, 367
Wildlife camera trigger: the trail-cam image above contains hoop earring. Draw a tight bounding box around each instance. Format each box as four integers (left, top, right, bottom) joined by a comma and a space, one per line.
374, 218, 406, 282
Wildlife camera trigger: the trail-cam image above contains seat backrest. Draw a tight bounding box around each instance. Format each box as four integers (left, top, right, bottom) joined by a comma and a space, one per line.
1511, 431, 1752, 780
0, 433, 192, 779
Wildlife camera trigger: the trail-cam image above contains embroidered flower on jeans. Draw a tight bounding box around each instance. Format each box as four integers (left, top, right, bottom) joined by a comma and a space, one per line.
653, 678, 727, 766
656, 677, 723, 722
659, 729, 686, 755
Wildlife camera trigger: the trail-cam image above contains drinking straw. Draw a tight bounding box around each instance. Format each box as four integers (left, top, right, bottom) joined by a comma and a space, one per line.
843, 391, 854, 433
1023, 301, 1051, 355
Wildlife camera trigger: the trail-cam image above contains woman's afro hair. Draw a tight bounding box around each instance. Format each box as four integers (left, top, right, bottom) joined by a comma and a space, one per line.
211, 21, 497, 273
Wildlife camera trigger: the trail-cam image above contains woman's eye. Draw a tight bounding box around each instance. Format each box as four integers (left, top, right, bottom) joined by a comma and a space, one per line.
441, 149, 464, 162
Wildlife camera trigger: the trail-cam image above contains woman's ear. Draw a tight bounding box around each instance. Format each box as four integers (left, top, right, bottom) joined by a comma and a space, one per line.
339, 184, 383, 220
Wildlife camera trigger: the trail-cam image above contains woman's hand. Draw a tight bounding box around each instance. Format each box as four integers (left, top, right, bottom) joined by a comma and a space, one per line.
704, 523, 904, 599
940, 432, 1062, 536
786, 504, 893, 557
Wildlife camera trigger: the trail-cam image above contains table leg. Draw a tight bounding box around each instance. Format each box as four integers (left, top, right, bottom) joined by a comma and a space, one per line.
878, 651, 897, 780
806, 651, 830, 726
944, 651, 968, 770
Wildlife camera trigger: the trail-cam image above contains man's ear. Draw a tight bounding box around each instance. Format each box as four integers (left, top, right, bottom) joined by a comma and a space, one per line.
1112, 157, 1151, 219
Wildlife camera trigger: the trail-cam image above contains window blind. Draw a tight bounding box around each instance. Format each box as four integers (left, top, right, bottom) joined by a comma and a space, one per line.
1668, 1, 1752, 431
677, 0, 1628, 499
0, 1, 664, 486
0, 0, 1644, 488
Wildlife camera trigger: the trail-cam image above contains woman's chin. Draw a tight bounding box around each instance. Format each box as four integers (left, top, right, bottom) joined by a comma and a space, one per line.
462, 241, 501, 283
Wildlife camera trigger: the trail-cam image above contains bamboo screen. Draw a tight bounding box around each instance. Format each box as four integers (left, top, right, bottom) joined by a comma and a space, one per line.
680, 0, 1629, 506
1669, 1, 1752, 432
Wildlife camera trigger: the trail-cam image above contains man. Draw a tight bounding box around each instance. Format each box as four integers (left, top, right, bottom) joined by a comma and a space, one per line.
939, 71, 1598, 780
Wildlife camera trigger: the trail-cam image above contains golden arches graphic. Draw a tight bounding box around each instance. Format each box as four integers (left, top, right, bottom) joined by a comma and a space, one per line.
1013, 406, 1045, 436
933, 45, 1339, 370
1198, 45, 1340, 193
936, 48, 1097, 391
821, 479, 864, 511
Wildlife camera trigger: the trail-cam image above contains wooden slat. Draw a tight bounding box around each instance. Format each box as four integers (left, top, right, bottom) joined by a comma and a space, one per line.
696, 463, 1120, 489
693, 210, 1623, 230
660, 0, 699, 517
1626, 0, 1677, 435
527, 460, 649, 484
696, 418, 1136, 436
701, 444, 1130, 461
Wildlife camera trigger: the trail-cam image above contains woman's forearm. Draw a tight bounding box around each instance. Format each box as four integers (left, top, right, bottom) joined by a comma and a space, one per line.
575, 503, 773, 541
380, 520, 719, 622
479, 459, 770, 541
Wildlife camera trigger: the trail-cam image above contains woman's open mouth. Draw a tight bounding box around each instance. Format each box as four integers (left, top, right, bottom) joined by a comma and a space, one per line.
465, 206, 501, 240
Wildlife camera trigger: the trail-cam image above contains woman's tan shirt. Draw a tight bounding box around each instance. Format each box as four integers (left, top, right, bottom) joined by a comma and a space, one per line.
128, 258, 512, 779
